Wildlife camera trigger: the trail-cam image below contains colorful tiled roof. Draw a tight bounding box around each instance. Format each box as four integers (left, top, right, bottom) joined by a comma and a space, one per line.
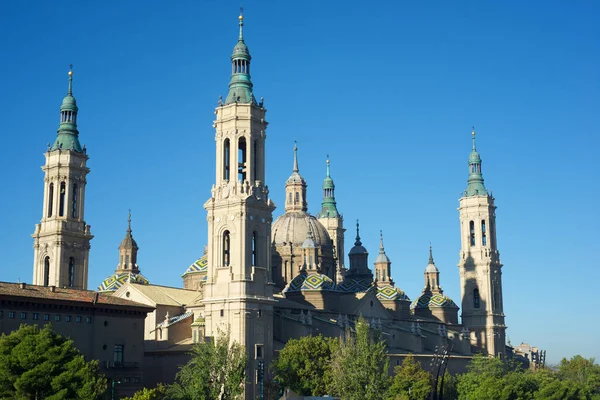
376, 285, 411, 302
98, 272, 149, 293
0, 281, 153, 311
337, 277, 373, 293
283, 272, 336, 293
182, 250, 208, 277
411, 293, 458, 309
156, 311, 194, 328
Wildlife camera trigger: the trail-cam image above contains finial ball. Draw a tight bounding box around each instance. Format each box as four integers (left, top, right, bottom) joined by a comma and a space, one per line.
239, 15, 244, 20
68, 70, 73, 76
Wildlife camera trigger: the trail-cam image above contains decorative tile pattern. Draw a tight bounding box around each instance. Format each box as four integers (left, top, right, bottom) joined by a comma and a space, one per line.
97, 272, 150, 292
337, 277, 373, 293
411, 293, 458, 309
183, 252, 208, 276
283, 272, 336, 293
376, 285, 411, 302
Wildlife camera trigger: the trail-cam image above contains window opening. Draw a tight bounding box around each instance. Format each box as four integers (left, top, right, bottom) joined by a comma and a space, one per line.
474, 288, 481, 309
481, 220, 487, 246
223, 231, 231, 266
223, 139, 230, 181
238, 137, 247, 182
43, 257, 50, 286
68, 257, 75, 287
48, 183, 54, 217
469, 221, 475, 246
252, 231, 258, 266
72, 184, 78, 218
113, 345, 124, 366
59, 182, 66, 217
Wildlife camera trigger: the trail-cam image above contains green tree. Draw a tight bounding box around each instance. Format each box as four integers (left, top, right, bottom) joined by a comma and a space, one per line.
167, 330, 247, 400
329, 317, 390, 400
123, 384, 167, 400
272, 334, 336, 396
0, 324, 107, 400
387, 354, 431, 400
557, 356, 600, 399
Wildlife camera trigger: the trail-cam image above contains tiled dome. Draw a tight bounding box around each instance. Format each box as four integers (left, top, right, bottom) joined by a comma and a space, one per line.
283, 272, 336, 293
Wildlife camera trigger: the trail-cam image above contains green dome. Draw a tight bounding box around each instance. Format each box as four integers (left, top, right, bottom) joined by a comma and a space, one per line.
60, 95, 78, 111
232, 41, 251, 60
468, 149, 481, 164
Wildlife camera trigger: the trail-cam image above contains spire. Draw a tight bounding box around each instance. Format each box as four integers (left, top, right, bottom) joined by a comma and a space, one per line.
464, 128, 487, 197
225, 10, 256, 105
375, 230, 391, 264
318, 156, 340, 218
285, 143, 307, 212
51, 65, 83, 152
118, 210, 139, 273
354, 220, 362, 246
293, 142, 299, 173
428, 245, 434, 265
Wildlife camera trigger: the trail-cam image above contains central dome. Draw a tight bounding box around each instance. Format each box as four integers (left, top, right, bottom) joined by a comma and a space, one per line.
272, 212, 332, 248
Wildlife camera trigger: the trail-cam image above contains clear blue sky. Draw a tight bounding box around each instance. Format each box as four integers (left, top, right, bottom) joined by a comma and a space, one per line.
0, 1, 598, 364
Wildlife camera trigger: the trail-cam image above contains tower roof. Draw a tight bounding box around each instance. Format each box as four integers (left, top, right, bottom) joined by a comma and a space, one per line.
286, 143, 306, 186
348, 220, 368, 255
225, 10, 256, 105
318, 156, 340, 218
374, 231, 391, 264
51, 65, 83, 153
464, 128, 488, 197
425, 245, 439, 273
119, 211, 138, 250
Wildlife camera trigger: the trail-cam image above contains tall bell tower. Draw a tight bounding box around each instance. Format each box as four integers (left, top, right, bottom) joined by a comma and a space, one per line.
458, 129, 506, 357
32, 67, 93, 290
202, 11, 276, 399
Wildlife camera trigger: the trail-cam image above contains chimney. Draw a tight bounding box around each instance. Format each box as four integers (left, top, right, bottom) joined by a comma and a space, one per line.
93, 292, 99, 304
50, 285, 56, 293
19, 282, 26, 289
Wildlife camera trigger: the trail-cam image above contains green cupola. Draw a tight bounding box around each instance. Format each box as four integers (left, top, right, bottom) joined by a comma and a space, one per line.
50, 66, 83, 153
464, 129, 487, 197
318, 157, 340, 218
224, 11, 256, 105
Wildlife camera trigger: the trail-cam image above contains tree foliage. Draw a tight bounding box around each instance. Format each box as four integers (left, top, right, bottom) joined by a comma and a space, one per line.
454, 354, 600, 400
272, 334, 336, 396
329, 317, 390, 400
0, 324, 107, 400
388, 354, 431, 400
123, 384, 167, 400
167, 330, 247, 400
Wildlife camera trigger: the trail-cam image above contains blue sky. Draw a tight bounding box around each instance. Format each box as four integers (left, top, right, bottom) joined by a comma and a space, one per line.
0, 1, 598, 364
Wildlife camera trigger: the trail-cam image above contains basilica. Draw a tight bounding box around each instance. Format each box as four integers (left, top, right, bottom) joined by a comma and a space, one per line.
30, 12, 507, 399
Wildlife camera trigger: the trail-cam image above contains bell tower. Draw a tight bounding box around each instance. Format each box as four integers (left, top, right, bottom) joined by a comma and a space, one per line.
317, 157, 346, 281
202, 11, 276, 399
32, 66, 93, 290
458, 129, 506, 357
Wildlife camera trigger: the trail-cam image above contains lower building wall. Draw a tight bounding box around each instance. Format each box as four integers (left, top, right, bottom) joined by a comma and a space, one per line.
143, 349, 193, 387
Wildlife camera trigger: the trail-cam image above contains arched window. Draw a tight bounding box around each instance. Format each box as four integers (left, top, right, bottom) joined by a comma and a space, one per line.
252, 231, 258, 266
72, 184, 78, 218
288, 192, 292, 204
68, 257, 75, 287
43, 257, 50, 287
469, 221, 475, 246
238, 137, 247, 182
59, 182, 66, 217
481, 220, 487, 246
473, 288, 480, 309
223, 230, 231, 266
223, 139, 230, 181
47, 183, 54, 217
295, 192, 299, 204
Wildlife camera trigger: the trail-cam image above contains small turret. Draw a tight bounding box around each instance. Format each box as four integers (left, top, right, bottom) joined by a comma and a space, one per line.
51, 65, 83, 152
465, 129, 487, 197
225, 10, 256, 105
284, 143, 308, 212
374, 231, 392, 283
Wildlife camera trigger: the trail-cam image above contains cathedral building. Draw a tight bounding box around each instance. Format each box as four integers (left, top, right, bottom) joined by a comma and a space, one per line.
28, 12, 508, 399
